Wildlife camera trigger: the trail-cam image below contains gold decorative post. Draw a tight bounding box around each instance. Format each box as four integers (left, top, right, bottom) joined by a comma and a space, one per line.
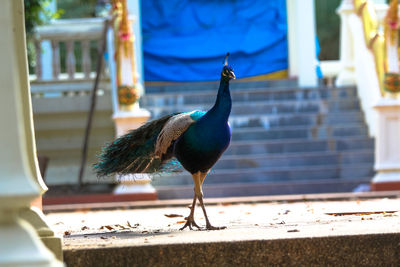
371, 0, 400, 191
113, 0, 139, 111
109, 0, 155, 198
383, 0, 400, 94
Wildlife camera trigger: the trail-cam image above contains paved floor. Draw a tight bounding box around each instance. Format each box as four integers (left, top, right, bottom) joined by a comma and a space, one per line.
46, 196, 400, 250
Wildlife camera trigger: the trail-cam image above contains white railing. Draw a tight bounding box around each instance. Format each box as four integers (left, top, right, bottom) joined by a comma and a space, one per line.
32, 18, 107, 82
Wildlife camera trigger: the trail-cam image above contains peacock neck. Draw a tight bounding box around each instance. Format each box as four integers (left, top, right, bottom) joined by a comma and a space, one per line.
208, 77, 232, 121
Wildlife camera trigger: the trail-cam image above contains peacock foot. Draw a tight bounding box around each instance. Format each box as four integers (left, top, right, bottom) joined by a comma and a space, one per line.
180, 216, 201, 230
205, 223, 227, 231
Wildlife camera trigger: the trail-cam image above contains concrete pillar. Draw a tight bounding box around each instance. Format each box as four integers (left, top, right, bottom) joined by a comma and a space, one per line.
0, 0, 63, 266
291, 0, 318, 87
371, 98, 400, 191
286, 0, 298, 78
336, 0, 356, 87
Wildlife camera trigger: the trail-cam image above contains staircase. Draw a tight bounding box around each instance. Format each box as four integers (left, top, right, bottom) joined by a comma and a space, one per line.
140, 80, 375, 199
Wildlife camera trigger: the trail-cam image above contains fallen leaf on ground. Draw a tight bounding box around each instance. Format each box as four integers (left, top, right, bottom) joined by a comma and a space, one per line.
287, 229, 299, 233
127, 221, 137, 228
115, 224, 128, 230
64, 231, 71, 236
176, 220, 186, 224
81, 226, 89, 230
103, 225, 114, 230
164, 214, 183, 218
100, 236, 107, 239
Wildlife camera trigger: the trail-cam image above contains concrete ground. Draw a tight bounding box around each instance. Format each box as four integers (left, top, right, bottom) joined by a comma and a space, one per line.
46, 193, 400, 266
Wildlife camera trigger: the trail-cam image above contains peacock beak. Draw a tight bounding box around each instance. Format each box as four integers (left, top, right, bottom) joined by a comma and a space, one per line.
229, 71, 236, 79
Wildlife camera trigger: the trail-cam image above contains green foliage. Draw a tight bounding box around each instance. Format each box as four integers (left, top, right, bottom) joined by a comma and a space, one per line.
315, 0, 341, 60
24, 0, 63, 72
57, 0, 98, 19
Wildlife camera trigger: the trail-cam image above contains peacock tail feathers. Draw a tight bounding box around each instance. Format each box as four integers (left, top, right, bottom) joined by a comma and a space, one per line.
94, 110, 206, 177
94, 113, 177, 177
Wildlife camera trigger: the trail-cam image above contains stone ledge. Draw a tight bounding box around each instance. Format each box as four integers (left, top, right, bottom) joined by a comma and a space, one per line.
46, 195, 400, 266
63, 233, 400, 266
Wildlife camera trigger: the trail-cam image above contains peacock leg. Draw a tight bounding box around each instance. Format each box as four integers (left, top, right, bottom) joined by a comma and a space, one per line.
197, 171, 226, 230
180, 172, 202, 230
180, 194, 200, 230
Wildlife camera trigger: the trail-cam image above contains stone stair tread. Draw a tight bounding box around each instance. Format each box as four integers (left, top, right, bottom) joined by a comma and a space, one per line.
220, 149, 374, 161
229, 135, 373, 145
144, 99, 360, 109
152, 164, 374, 185
158, 163, 373, 177
144, 84, 356, 95
230, 124, 369, 140
214, 150, 374, 170
144, 79, 299, 93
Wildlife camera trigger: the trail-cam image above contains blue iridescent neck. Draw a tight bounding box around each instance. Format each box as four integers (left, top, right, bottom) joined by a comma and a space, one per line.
209, 75, 232, 120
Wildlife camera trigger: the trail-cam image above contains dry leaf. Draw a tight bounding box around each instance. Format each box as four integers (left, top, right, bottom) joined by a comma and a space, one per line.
176, 220, 186, 224
287, 229, 299, 233
64, 231, 71, 236
104, 225, 114, 230
115, 224, 128, 230
100, 236, 107, 239
81, 226, 89, 231
164, 214, 183, 218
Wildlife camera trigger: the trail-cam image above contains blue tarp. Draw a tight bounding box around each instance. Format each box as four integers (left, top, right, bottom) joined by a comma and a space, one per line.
141, 0, 288, 82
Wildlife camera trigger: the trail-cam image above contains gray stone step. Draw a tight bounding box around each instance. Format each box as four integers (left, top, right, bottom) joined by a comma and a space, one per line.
151, 164, 374, 186
229, 112, 363, 129
231, 124, 369, 141
214, 150, 374, 170
156, 178, 371, 199
144, 99, 361, 118
141, 87, 358, 107
226, 137, 374, 156
144, 79, 299, 93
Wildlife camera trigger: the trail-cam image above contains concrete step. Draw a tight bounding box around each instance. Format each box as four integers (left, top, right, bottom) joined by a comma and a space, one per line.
214, 150, 374, 170
144, 79, 299, 93
144, 99, 361, 118
156, 178, 372, 199
229, 112, 364, 129
226, 137, 374, 156
231, 124, 369, 141
141, 87, 358, 107
152, 164, 375, 186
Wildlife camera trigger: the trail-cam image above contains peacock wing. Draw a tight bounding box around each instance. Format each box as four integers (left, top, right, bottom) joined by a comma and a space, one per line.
155, 110, 206, 158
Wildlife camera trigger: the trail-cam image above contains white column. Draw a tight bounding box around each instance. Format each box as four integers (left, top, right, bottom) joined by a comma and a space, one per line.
286, 0, 298, 78
0, 0, 62, 266
292, 0, 318, 87
336, 0, 356, 87
371, 98, 400, 191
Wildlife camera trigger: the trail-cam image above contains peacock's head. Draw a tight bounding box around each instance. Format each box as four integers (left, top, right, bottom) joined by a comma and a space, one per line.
221, 53, 236, 80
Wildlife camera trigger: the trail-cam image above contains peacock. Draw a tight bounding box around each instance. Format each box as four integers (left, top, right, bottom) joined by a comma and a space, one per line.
94, 53, 235, 230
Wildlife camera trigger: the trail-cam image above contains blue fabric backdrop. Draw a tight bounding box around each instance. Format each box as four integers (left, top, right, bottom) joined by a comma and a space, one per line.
141, 0, 288, 82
